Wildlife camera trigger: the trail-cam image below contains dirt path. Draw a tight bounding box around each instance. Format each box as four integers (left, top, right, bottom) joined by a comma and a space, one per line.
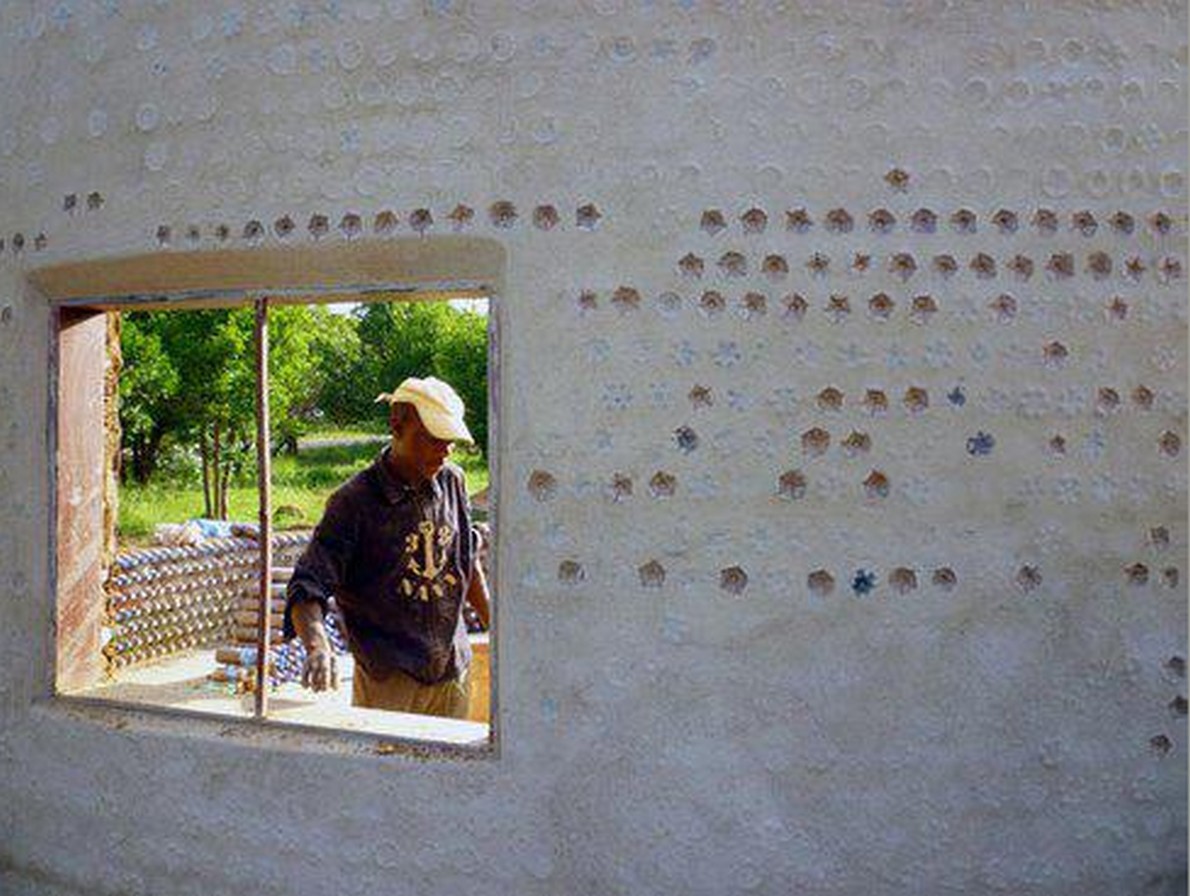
297, 434, 387, 451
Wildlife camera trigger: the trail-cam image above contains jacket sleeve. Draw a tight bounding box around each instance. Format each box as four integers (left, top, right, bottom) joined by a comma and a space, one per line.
282, 488, 359, 641
455, 467, 475, 581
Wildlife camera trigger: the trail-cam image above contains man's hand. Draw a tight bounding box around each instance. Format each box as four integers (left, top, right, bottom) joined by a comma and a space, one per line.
292, 600, 338, 691
302, 643, 339, 692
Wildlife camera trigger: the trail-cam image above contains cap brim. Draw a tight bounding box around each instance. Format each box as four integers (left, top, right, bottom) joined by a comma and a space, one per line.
418, 407, 473, 443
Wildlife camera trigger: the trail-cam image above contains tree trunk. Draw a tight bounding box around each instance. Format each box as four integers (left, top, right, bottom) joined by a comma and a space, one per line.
200, 431, 212, 518
129, 439, 142, 484
219, 461, 230, 520
142, 424, 166, 482
130, 435, 153, 484
211, 419, 222, 520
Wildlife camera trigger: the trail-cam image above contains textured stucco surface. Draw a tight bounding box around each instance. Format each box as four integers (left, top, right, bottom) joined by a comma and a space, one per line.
0, 2, 1186, 894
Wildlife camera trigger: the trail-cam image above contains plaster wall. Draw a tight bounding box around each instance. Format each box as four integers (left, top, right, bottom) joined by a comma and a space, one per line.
0, 2, 1186, 895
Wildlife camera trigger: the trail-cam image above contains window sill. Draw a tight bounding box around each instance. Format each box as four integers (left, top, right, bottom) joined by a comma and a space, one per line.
34, 693, 494, 760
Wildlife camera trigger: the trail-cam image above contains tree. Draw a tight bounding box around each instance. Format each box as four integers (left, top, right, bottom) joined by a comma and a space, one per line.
346, 299, 489, 454
182, 308, 256, 519
312, 305, 371, 428
358, 299, 444, 398
268, 305, 356, 453
119, 307, 330, 518
433, 308, 489, 454
118, 313, 181, 483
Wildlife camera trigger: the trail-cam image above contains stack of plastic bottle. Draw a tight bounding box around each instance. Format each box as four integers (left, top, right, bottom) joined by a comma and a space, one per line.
268, 610, 349, 688
104, 532, 311, 672
210, 609, 348, 691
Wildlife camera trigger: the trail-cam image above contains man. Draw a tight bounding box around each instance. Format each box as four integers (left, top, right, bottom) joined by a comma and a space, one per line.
283, 375, 491, 718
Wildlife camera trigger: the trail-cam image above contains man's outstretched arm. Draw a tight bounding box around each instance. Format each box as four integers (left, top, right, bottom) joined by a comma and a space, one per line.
284, 490, 357, 693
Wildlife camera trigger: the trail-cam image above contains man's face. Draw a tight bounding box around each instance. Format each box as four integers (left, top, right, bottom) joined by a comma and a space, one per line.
392, 408, 453, 482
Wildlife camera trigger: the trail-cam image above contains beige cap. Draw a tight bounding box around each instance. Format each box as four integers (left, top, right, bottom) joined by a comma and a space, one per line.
376, 376, 473, 443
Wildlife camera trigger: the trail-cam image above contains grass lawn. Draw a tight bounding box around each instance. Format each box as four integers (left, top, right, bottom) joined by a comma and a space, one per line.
118, 437, 489, 546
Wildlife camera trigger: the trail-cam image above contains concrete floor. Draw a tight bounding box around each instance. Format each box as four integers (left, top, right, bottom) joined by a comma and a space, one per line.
77, 649, 490, 746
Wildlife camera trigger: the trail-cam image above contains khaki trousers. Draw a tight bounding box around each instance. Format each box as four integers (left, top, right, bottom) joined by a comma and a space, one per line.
352, 664, 471, 719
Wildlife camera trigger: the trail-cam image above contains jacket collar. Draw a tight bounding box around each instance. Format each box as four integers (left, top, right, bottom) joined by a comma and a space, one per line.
370, 448, 442, 506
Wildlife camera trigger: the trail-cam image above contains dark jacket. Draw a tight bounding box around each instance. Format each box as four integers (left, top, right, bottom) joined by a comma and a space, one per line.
283, 451, 474, 685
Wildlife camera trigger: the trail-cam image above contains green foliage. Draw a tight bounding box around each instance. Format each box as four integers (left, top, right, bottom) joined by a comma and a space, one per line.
306, 307, 362, 428
320, 300, 489, 455
118, 298, 489, 521
433, 308, 489, 451
118, 314, 181, 482
268, 305, 359, 453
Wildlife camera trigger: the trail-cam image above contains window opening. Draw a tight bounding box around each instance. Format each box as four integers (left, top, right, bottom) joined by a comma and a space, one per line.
56, 290, 494, 747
